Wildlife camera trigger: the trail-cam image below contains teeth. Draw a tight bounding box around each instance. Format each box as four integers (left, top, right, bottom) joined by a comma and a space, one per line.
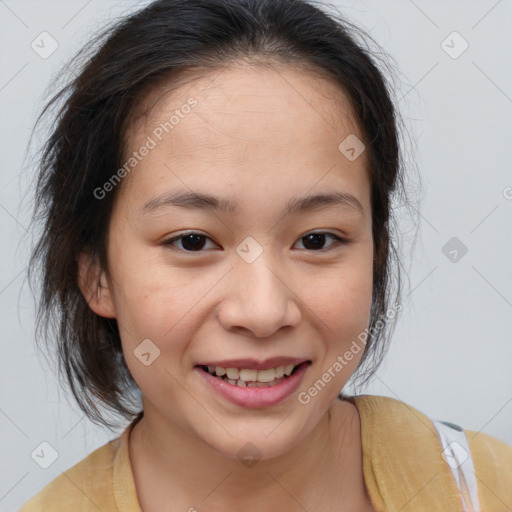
239, 369, 258, 382
283, 364, 295, 376
225, 368, 239, 380
256, 368, 275, 382
204, 362, 302, 383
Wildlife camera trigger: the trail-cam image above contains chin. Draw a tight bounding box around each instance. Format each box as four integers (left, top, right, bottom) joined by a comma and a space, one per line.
194, 414, 313, 464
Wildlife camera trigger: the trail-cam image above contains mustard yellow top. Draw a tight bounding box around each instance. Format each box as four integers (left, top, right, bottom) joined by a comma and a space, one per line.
19, 395, 512, 511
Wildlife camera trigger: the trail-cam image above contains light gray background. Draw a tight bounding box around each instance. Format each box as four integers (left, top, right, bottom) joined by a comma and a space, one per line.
1, 0, 511, 510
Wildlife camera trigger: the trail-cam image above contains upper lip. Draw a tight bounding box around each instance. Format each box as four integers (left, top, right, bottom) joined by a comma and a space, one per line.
195, 356, 310, 370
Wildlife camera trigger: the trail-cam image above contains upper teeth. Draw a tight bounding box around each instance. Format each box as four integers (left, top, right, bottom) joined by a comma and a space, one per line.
207, 364, 296, 382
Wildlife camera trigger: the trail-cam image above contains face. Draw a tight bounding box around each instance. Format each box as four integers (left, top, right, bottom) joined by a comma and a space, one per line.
80, 61, 373, 460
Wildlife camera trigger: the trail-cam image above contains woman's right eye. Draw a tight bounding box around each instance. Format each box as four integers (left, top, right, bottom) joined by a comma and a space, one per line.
162, 232, 219, 253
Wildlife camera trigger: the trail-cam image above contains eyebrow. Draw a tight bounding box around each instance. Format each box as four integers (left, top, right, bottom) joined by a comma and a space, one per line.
139, 189, 364, 217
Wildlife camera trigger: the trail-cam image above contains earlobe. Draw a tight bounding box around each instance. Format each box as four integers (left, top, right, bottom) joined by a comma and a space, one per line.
77, 252, 116, 318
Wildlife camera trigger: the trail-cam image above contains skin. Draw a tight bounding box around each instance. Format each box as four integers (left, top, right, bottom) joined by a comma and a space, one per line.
79, 60, 376, 511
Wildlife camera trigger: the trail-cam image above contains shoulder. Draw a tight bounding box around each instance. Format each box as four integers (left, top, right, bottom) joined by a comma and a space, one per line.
464, 427, 512, 504
352, 393, 512, 461
349, 394, 512, 509
465, 427, 512, 465
18, 435, 122, 512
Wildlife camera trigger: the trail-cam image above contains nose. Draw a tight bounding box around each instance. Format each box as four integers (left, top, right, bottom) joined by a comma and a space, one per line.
216, 252, 302, 338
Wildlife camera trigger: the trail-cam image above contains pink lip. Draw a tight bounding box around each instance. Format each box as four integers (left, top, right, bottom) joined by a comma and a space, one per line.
194, 361, 311, 408
195, 356, 308, 371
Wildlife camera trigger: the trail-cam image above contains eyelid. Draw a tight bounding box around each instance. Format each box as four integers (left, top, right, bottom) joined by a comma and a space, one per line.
296, 231, 348, 251
163, 231, 219, 252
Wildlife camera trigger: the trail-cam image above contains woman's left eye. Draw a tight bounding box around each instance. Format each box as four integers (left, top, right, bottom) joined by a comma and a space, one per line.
162, 231, 347, 253
295, 232, 347, 251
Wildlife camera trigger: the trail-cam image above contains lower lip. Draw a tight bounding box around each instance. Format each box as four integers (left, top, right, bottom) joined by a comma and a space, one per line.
195, 362, 311, 408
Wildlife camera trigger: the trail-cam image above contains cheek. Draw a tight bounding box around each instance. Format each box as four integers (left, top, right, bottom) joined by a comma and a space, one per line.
113, 281, 191, 353
306, 249, 373, 385
307, 252, 373, 334
105, 238, 181, 344
297, 261, 373, 409
320, 280, 372, 353
107, 242, 218, 362
109, 269, 190, 397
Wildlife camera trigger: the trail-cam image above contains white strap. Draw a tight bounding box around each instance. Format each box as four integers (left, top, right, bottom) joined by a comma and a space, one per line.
432, 420, 481, 512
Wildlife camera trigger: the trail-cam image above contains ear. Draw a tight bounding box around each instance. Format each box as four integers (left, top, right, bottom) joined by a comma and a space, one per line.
77, 251, 116, 318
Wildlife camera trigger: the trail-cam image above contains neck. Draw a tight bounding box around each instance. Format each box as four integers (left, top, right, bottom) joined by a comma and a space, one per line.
129, 398, 370, 511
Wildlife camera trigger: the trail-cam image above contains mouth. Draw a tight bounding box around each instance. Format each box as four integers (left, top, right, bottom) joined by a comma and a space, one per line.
195, 361, 310, 388
194, 360, 312, 408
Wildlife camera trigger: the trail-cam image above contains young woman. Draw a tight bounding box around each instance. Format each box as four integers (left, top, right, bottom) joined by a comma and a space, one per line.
20, 0, 511, 511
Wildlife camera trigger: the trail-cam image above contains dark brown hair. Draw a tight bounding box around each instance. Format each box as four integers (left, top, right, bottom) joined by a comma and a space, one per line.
29, 0, 413, 429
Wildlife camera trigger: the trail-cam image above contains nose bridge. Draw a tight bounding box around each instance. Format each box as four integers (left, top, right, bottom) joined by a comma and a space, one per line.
235, 239, 287, 311
238, 250, 283, 301
218, 236, 301, 337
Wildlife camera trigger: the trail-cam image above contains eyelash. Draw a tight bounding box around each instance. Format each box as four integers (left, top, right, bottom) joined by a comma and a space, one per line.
162, 231, 348, 254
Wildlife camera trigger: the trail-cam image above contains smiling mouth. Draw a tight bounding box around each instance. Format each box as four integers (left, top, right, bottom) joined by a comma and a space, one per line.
196, 361, 310, 388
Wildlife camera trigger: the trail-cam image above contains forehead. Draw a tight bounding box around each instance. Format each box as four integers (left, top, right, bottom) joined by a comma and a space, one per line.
119, 60, 369, 210
129, 60, 362, 146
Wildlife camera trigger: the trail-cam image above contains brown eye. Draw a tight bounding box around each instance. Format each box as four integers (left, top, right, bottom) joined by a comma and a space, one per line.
295, 232, 347, 252
163, 232, 218, 252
